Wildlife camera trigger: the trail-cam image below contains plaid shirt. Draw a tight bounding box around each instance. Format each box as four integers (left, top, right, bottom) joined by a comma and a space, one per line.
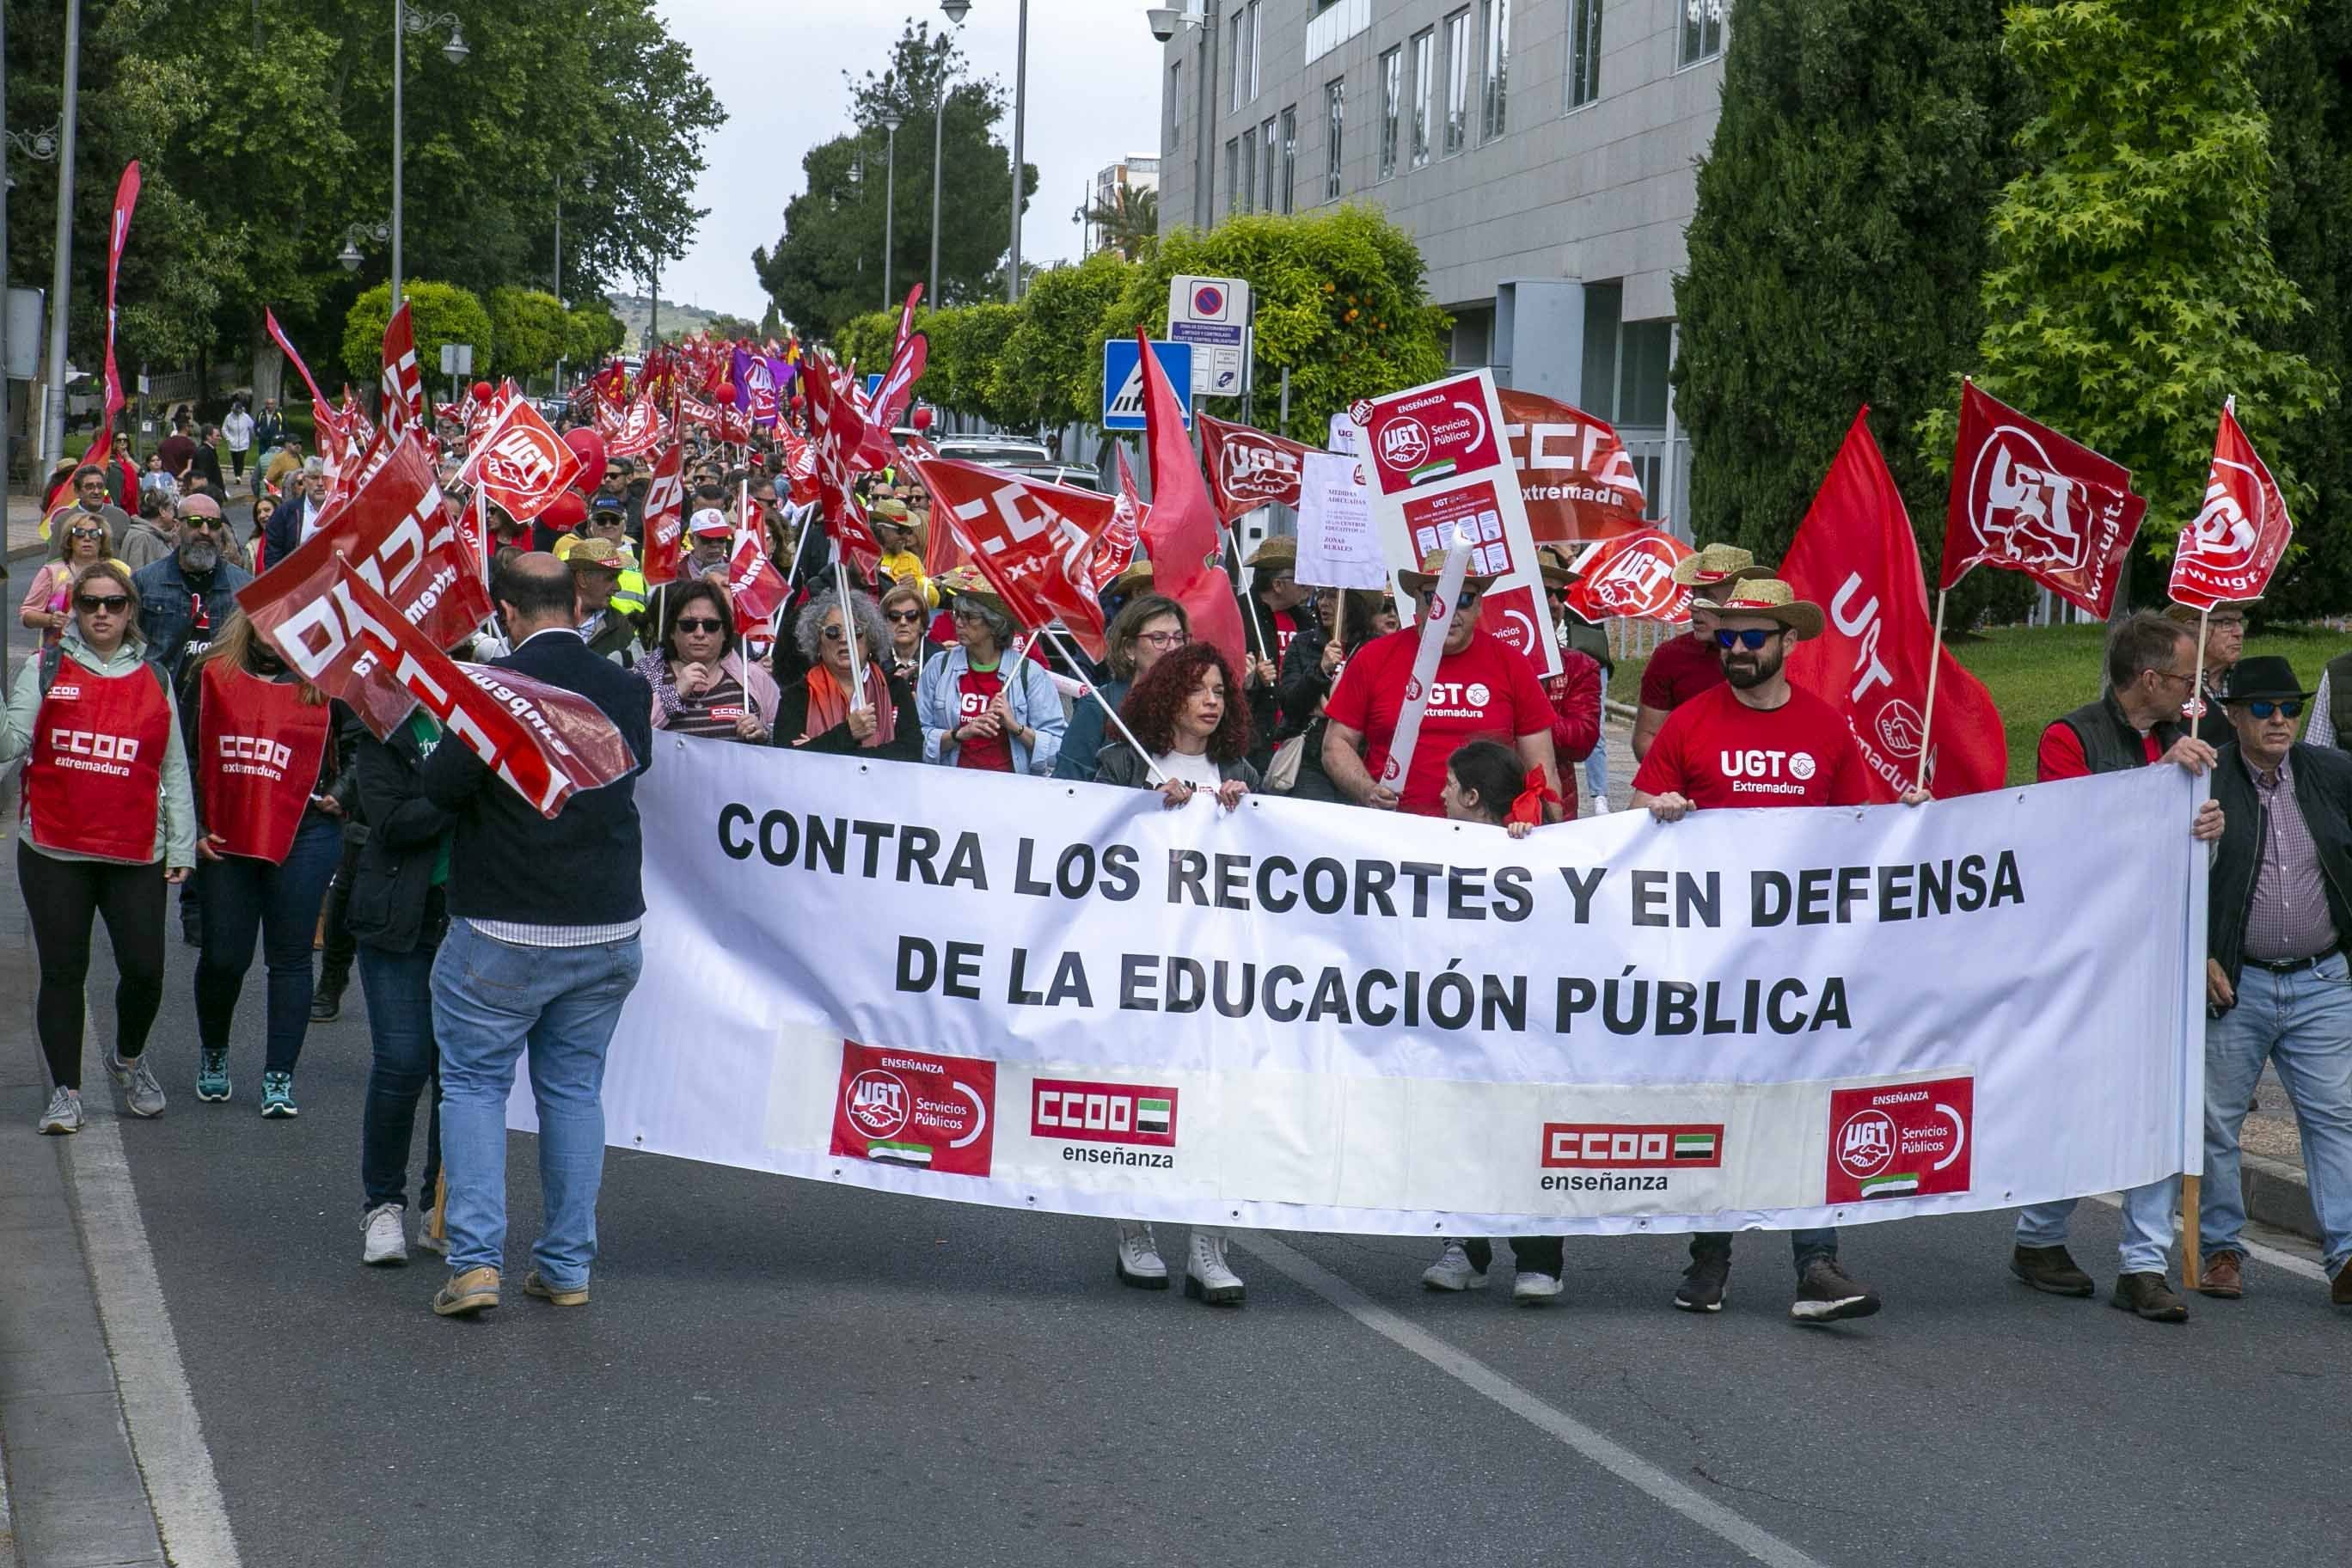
2241, 751, 2341, 962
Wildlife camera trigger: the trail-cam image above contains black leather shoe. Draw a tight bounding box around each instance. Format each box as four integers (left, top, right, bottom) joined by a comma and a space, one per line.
2010, 1245, 2096, 1296
309, 981, 344, 1022
2110, 1271, 2189, 1322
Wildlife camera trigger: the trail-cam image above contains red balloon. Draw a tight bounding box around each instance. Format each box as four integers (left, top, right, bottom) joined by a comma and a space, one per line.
540, 490, 587, 534
713, 383, 736, 406
910, 405, 935, 432
470, 380, 494, 403
561, 427, 608, 494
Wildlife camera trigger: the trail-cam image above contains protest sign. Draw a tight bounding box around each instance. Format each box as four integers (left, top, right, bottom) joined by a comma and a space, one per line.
1293, 450, 1382, 591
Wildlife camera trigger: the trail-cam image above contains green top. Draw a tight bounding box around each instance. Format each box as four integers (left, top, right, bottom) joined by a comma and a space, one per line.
405, 711, 452, 888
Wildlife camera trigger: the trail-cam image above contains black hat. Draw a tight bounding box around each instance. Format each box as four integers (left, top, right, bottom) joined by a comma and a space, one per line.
2220, 655, 2315, 705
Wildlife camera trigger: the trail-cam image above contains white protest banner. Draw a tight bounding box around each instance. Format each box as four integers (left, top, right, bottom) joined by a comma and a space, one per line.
1350, 370, 1561, 676
523, 744, 2203, 1238
1293, 450, 1383, 591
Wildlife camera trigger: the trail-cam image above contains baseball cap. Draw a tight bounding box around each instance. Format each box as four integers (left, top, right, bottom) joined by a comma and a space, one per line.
689, 508, 732, 537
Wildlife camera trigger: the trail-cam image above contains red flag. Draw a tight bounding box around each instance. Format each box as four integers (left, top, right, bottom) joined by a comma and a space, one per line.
1198, 413, 1308, 526
253, 433, 490, 652
1940, 380, 2147, 618
1787, 409, 2007, 800
1135, 328, 1246, 671
725, 527, 789, 623
239, 558, 634, 818
1560, 528, 1695, 624
913, 456, 1112, 660
92, 162, 141, 457
457, 386, 585, 523
1092, 445, 1147, 591
717, 403, 752, 445
593, 396, 627, 439
859, 308, 929, 464
2170, 401, 2293, 612
678, 394, 722, 431
608, 396, 668, 460
1498, 388, 1647, 545
265, 308, 342, 454
802, 356, 884, 573
779, 427, 820, 506
640, 444, 686, 586
380, 301, 426, 439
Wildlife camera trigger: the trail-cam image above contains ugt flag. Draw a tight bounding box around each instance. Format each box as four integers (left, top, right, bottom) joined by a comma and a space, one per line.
1788, 408, 2006, 800
2169, 401, 2293, 612
1939, 380, 2146, 619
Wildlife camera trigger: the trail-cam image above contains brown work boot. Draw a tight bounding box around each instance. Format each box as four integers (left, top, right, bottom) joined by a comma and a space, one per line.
432, 1266, 501, 1318
2110, 1271, 2189, 1323
2009, 1245, 2095, 1297
2196, 1253, 2244, 1299
2333, 1262, 2352, 1308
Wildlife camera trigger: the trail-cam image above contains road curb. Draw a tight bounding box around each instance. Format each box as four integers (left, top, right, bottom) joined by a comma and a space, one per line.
2243, 1151, 2320, 1249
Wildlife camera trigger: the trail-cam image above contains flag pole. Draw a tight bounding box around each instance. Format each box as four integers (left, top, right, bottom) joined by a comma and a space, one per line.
832, 559, 867, 713
1914, 590, 1948, 793
2180, 601, 2211, 1291
1038, 623, 1166, 787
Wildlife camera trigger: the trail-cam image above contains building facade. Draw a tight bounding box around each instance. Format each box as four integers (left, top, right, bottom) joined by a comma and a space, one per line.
1084, 156, 1163, 255
1156, 0, 1724, 527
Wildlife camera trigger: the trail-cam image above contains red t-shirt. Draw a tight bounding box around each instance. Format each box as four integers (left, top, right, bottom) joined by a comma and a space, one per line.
1638, 628, 1724, 712
1631, 683, 1871, 810
2034, 720, 2160, 781
954, 664, 1012, 772
1325, 628, 1556, 816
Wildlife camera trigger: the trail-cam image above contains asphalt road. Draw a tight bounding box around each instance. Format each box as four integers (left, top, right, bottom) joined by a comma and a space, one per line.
30, 870, 2352, 1568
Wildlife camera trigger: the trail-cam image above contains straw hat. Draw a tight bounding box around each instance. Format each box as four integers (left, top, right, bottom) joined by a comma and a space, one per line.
1395, 547, 1501, 598
1670, 542, 1774, 589
1245, 536, 1296, 569
1109, 559, 1155, 597
1694, 576, 1824, 640
567, 536, 628, 573
934, 566, 1008, 618
1536, 542, 1581, 590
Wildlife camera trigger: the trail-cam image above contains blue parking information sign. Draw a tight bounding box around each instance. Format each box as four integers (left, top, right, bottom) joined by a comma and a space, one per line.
1100, 340, 1193, 432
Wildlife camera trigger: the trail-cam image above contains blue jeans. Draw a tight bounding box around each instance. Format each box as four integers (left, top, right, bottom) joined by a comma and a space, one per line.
2202, 951, 2352, 1276
2015, 1179, 2179, 1276
431, 920, 643, 1289
358, 940, 444, 1213
192, 815, 343, 1074
1583, 730, 1609, 812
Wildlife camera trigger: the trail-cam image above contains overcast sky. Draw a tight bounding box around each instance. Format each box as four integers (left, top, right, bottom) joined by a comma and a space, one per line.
650, 1, 1169, 321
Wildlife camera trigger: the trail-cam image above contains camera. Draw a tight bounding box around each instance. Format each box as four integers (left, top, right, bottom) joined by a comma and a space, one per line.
1146, 8, 1184, 41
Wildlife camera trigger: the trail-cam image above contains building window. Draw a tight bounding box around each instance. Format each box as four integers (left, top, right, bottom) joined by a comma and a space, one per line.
1680, 0, 1724, 66
1479, 0, 1508, 139
1260, 115, 1279, 216
1279, 105, 1297, 212
1378, 46, 1402, 178
1230, 9, 1246, 109
1325, 77, 1345, 199
1241, 126, 1259, 211
1247, 1, 1262, 101
1225, 138, 1241, 215
1566, 0, 1602, 108
1409, 30, 1433, 168
1169, 60, 1183, 147
1442, 9, 1471, 156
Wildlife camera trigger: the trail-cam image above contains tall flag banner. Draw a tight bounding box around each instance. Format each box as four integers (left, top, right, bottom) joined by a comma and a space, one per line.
678, 395, 722, 430
93, 162, 142, 456
1498, 389, 1647, 544
912, 456, 1112, 661
1198, 413, 1308, 526
1939, 380, 2147, 619
1784, 409, 2006, 801
726, 525, 790, 623
897, 285, 923, 349
717, 403, 753, 446
640, 444, 687, 585
1561, 529, 1696, 624
1092, 445, 1147, 592
253, 433, 490, 652
379, 301, 426, 439
609, 396, 669, 460
802, 355, 885, 573
265, 308, 340, 442
859, 307, 931, 464
2169, 401, 2293, 612
457, 385, 585, 522
1136, 328, 1248, 670
594, 396, 628, 440
779, 426, 820, 506
239, 559, 634, 818
340, 388, 379, 464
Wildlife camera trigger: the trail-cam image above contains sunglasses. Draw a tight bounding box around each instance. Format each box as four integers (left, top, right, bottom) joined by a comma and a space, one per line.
673, 616, 726, 634
181, 517, 220, 533
1715, 628, 1775, 651
2245, 699, 2303, 720
76, 593, 131, 614
821, 625, 854, 642
68, 526, 106, 541
885, 609, 926, 623
1419, 589, 1482, 610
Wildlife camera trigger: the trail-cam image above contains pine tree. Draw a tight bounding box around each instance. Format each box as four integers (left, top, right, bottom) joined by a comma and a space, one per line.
1672, 0, 2022, 586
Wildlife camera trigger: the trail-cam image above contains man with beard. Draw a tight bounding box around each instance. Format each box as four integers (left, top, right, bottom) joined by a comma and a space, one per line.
1632, 576, 1920, 1325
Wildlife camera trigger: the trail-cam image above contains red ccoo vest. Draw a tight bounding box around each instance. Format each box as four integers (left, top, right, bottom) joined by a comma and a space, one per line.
23, 658, 173, 863
198, 663, 332, 864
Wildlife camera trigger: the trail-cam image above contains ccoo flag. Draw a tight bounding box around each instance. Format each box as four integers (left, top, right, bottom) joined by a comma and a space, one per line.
1786, 409, 2006, 800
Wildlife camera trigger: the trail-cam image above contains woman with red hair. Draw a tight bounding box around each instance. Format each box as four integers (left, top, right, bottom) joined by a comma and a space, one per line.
1093, 642, 1258, 1304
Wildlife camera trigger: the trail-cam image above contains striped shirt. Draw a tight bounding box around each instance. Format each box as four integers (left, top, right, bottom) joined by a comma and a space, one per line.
669, 674, 751, 741
2242, 751, 2339, 962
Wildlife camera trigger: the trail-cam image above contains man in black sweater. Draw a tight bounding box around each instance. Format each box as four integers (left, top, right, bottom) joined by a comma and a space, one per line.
420, 553, 654, 1318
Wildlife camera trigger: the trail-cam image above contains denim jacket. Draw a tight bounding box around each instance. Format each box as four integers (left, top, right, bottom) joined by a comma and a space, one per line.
132, 552, 253, 679
915, 645, 1065, 776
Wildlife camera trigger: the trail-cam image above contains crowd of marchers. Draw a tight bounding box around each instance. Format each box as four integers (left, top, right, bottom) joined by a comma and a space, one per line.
7, 399, 2349, 1327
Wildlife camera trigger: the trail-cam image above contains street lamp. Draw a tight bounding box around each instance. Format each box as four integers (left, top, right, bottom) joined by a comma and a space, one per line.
942, 1, 1031, 303
932, 0, 967, 309
38, 0, 85, 472
391, 2, 469, 312
1144, 4, 1216, 232
340, 220, 390, 274
880, 107, 902, 309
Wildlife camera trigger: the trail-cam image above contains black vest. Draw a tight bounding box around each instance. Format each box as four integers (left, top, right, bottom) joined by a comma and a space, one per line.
2057, 692, 2182, 775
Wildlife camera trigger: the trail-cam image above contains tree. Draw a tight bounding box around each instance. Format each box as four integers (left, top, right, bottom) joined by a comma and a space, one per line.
1924, 0, 2335, 605
989, 250, 1137, 432
1084, 184, 1161, 262
487, 288, 571, 382
1670, 0, 2023, 605
704, 314, 761, 341
754, 21, 1036, 343
566, 303, 629, 368
340, 281, 493, 390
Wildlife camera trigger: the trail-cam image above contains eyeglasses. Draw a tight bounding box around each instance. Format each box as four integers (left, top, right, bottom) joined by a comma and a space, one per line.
674, 616, 725, 634
2245, 699, 2304, 720
1136, 630, 1189, 649
820, 625, 850, 642
951, 608, 989, 623
2150, 668, 2195, 689
1420, 589, 1482, 610
1715, 628, 1774, 651
76, 594, 130, 614
885, 609, 926, 623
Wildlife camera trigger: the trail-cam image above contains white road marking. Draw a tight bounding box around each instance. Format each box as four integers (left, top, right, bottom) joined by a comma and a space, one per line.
69, 1112, 244, 1568
1234, 1234, 1832, 1568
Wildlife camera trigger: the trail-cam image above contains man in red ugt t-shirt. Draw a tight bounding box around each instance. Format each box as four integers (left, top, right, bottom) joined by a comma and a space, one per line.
1323, 551, 1561, 817
1629, 576, 1924, 1328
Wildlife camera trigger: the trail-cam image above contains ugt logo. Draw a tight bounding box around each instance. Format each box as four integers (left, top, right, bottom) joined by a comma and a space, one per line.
1969, 427, 2086, 572
2183, 461, 2265, 573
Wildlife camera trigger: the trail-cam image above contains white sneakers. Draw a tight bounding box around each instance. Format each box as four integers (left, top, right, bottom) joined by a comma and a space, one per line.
1183, 1228, 1246, 1306
37, 1087, 82, 1135
1115, 1220, 1168, 1289
1422, 1239, 1489, 1292
362, 1203, 409, 1266
1512, 1271, 1565, 1302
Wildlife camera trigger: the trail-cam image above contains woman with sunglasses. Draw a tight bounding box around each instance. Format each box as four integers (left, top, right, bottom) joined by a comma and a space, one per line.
1051, 594, 1189, 781
915, 573, 1065, 775
21, 512, 129, 648
1, 562, 196, 1133
772, 585, 919, 759
879, 581, 932, 683
635, 580, 779, 744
